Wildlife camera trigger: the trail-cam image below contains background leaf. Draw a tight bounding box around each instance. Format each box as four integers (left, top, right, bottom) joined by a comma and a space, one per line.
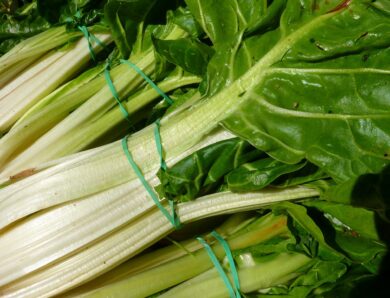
157, 138, 262, 202
226, 158, 306, 192
103, 0, 180, 58
153, 37, 213, 76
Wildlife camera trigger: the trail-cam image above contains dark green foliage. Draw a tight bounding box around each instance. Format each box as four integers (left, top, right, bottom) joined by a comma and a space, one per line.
157, 138, 262, 202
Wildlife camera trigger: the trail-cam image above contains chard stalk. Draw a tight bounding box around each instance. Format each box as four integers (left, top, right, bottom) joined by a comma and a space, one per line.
16, 63, 106, 125
0, 58, 38, 88
76, 213, 288, 298
0, 50, 67, 103
0, 63, 106, 166
0, 13, 332, 225
0, 26, 188, 177
160, 253, 312, 297
0, 132, 236, 284
0, 187, 318, 297
66, 213, 254, 296
0, 128, 234, 229
0, 33, 112, 133
0, 71, 198, 169
47, 72, 201, 154
0, 26, 82, 71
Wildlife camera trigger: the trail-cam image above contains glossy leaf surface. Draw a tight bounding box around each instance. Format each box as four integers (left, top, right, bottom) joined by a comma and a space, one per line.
185, 0, 390, 182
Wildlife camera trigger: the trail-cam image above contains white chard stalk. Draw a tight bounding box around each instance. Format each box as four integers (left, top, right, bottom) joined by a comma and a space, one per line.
0, 33, 112, 133
0, 187, 318, 297
0, 11, 342, 298
0, 26, 188, 176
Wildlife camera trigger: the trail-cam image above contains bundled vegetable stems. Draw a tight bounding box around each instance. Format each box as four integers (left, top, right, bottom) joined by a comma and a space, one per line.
0, 188, 319, 297
0, 21, 200, 177
75, 212, 300, 297
67, 201, 386, 298
0, 25, 112, 133
0, 0, 389, 297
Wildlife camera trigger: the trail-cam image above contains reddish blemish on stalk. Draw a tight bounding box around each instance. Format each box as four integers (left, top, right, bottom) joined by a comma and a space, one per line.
10, 168, 36, 180
253, 216, 288, 240
327, 0, 352, 13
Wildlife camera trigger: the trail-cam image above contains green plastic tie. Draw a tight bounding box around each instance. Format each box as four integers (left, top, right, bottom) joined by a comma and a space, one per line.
119, 59, 171, 171
117, 59, 177, 226
89, 30, 107, 50
104, 64, 132, 123
77, 25, 107, 62
211, 231, 241, 298
78, 25, 97, 61
120, 59, 174, 106
197, 237, 236, 298
121, 136, 181, 229
154, 119, 167, 171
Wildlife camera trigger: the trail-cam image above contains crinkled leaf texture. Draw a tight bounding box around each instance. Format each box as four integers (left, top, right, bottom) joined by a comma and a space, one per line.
153, 37, 214, 76
157, 138, 262, 202
104, 0, 179, 58
187, 0, 390, 182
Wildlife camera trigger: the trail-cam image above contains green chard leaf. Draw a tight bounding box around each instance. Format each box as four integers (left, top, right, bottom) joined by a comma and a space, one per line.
0, 0, 50, 53
303, 200, 387, 273
325, 165, 390, 222
286, 260, 348, 297
186, 0, 287, 96
183, 0, 390, 182
103, 0, 179, 58
170, 6, 203, 37
104, 0, 155, 58
37, 0, 106, 25
153, 37, 214, 76
226, 158, 306, 192
157, 138, 263, 202
273, 201, 343, 261
0, 13, 50, 40
303, 200, 380, 240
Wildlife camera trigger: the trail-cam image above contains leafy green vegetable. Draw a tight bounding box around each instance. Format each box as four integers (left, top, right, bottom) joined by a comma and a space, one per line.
0, 1, 389, 296
104, 0, 179, 58
157, 138, 330, 200
272, 163, 328, 188
170, 6, 202, 37
0, 14, 192, 175
273, 201, 343, 261
303, 200, 387, 273
325, 165, 390, 221
157, 138, 262, 202
37, 0, 105, 24
226, 159, 306, 192
183, 0, 390, 182
284, 261, 348, 297
153, 37, 214, 76
304, 200, 380, 240
104, 0, 154, 58
0, 0, 50, 54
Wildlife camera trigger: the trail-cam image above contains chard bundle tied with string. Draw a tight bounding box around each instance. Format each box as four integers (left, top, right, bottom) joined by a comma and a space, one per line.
0, 0, 114, 134
0, 0, 389, 297
0, 25, 112, 132
66, 203, 387, 297
0, 4, 201, 177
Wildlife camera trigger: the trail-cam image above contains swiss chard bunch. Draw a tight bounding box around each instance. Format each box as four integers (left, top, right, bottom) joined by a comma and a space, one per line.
64, 200, 387, 297
157, 138, 329, 203
0, 1, 389, 296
